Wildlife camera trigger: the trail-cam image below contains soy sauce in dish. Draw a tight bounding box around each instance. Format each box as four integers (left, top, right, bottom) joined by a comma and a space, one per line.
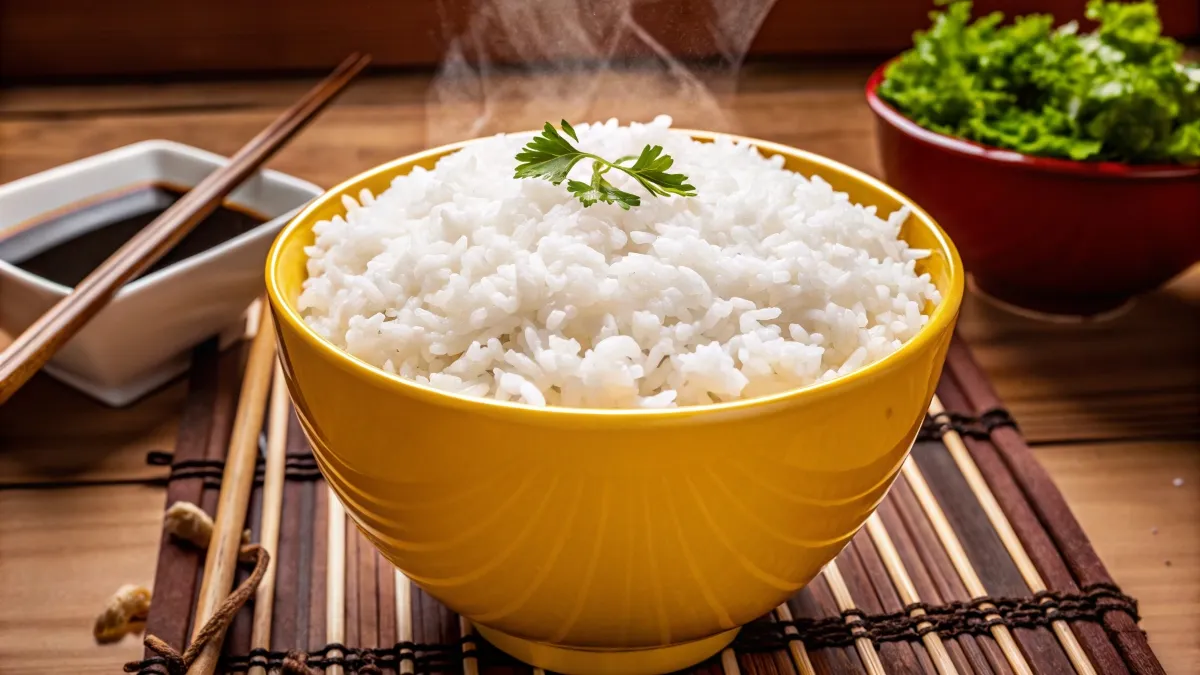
0, 183, 267, 287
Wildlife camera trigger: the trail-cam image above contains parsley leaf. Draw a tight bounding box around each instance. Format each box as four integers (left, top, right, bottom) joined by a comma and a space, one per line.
878, 1, 1200, 164
513, 122, 588, 184
514, 121, 697, 208
560, 119, 580, 142
567, 164, 642, 210
622, 144, 698, 198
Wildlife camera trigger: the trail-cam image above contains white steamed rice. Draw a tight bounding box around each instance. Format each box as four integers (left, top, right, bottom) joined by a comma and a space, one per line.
299, 116, 941, 409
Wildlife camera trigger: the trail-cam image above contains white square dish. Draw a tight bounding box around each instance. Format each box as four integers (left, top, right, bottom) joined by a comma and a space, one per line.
0, 140, 321, 407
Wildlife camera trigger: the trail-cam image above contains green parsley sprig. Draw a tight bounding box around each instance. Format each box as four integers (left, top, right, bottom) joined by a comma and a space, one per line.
513, 120, 697, 209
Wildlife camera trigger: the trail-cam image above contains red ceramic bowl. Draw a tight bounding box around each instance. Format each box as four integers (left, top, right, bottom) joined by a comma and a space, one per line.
866, 61, 1200, 317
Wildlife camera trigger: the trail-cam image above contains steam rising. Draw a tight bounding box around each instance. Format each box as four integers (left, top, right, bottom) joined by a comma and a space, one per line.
426, 0, 778, 146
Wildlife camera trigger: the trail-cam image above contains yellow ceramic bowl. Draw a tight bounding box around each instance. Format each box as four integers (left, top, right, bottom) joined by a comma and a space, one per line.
266, 132, 964, 675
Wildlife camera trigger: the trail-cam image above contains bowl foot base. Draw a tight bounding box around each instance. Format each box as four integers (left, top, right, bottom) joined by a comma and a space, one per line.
969, 275, 1137, 323
475, 624, 740, 675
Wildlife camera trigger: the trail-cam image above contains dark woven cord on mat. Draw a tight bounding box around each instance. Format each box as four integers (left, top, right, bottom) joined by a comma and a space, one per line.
139, 640, 491, 674
123, 545, 270, 675
125, 584, 1138, 674
283, 648, 318, 675
918, 407, 1019, 442
145, 451, 321, 488
748, 584, 1140, 652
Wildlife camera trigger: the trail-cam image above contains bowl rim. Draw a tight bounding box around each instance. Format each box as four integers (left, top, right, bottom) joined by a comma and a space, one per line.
266, 130, 965, 420
865, 60, 1200, 180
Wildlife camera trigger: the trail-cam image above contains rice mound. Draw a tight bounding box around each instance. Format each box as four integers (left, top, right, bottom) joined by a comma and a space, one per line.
299, 116, 941, 409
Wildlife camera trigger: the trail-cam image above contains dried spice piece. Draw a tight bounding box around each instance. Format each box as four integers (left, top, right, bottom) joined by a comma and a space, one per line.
94, 585, 152, 644
164, 501, 253, 561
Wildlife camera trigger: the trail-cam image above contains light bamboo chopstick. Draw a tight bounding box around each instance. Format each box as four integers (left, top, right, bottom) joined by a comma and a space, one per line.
821, 561, 886, 675
928, 396, 1096, 675
395, 569, 414, 675
862, 513, 959, 675
186, 302, 277, 675
773, 602, 817, 675
247, 364, 291, 675
326, 486, 348, 675
459, 617, 480, 675
901, 457, 1035, 675
0, 51, 370, 406
720, 646, 741, 675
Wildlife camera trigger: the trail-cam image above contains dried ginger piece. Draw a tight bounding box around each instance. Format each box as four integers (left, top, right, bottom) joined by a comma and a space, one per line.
164, 501, 253, 559
93, 584, 151, 644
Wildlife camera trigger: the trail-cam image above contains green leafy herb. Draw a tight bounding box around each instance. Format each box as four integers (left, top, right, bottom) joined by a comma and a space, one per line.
878, 1, 1200, 164
514, 121, 697, 209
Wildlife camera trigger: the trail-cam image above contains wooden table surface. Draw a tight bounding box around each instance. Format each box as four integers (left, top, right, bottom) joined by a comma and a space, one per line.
0, 62, 1197, 675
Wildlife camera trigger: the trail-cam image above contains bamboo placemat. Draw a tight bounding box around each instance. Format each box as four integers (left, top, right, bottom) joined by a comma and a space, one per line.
127, 337, 1162, 675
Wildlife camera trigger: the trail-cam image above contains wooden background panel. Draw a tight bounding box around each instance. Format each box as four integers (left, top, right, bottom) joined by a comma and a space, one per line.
0, 70, 882, 187
2, 0, 1197, 80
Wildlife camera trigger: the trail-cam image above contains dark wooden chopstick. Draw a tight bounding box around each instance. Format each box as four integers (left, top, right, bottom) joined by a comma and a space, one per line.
0, 52, 371, 406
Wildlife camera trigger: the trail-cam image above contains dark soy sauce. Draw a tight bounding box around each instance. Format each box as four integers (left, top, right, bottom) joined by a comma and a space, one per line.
0, 183, 267, 287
